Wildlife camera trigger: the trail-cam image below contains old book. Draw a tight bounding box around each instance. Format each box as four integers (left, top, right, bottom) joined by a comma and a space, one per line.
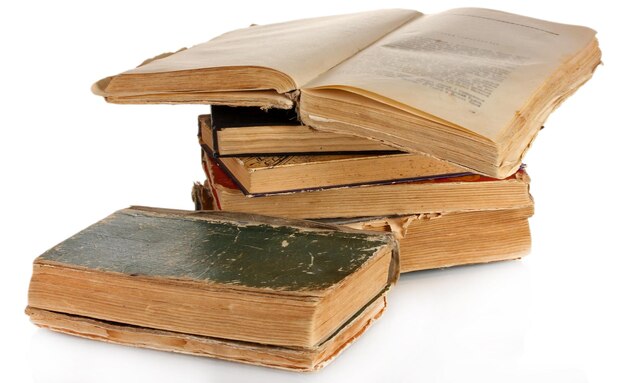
195, 156, 533, 219
26, 207, 399, 371
93, 8, 600, 178
200, 123, 471, 195
327, 206, 533, 273
192, 184, 534, 272
205, 106, 395, 155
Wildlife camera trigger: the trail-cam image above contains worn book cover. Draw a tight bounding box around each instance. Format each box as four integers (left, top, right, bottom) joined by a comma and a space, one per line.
27, 207, 398, 371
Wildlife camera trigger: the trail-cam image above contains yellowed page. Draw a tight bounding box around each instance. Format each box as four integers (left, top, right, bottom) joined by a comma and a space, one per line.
125, 9, 420, 89
305, 8, 597, 141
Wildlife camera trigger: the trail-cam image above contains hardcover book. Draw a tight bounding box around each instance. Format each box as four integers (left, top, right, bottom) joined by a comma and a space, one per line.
327, 207, 533, 272
200, 117, 471, 194
193, 183, 534, 273
26, 207, 399, 371
205, 106, 395, 155
195, 154, 533, 219
93, 8, 600, 178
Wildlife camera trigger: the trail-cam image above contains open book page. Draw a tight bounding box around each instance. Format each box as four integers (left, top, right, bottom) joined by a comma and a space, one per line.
304, 8, 597, 141
125, 9, 419, 90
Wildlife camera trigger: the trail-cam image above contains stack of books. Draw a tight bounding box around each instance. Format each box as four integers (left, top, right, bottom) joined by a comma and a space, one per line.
193, 105, 535, 272
28, 8, 600, 371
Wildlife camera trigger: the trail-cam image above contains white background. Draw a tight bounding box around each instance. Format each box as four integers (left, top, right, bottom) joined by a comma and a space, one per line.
1, 1, 624, 382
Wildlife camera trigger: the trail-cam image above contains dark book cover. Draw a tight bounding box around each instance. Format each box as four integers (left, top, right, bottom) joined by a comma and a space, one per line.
30, 206, 398, 290
26, 207, 398, 371
210, 105, 300, 129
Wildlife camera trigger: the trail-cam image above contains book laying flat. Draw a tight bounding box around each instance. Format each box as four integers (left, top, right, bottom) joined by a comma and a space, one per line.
26, 295, 387, 372
200, 123, 471, 195
326, 206, 533, 273
205, 106, 396, 155
93, 8, 601, 178
26, 207, 399, 371
194, 157, 533, 219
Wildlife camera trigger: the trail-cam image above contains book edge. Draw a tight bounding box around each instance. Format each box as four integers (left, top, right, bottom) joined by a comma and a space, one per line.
25, 292, 388, 371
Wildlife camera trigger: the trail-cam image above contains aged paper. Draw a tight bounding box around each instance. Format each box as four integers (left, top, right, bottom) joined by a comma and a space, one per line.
306, 8, 597, 140
125, 9, 419, 89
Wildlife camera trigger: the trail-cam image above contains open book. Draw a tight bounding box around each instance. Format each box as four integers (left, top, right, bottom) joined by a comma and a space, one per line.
94, 8, 601, 178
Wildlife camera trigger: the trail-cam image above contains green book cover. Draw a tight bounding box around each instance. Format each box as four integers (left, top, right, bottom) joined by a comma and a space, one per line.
33, 206, 399, 291
27, 207, 399, 369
